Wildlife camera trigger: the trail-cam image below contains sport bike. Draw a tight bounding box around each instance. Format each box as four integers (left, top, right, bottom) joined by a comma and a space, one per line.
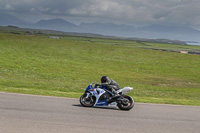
80, 82, 134, 110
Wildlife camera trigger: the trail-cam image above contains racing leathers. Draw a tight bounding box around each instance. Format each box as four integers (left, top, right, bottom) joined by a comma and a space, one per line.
96, 78, 120, 97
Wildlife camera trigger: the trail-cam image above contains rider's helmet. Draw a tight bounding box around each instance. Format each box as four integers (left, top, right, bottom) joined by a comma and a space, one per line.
101, 76, 110, 83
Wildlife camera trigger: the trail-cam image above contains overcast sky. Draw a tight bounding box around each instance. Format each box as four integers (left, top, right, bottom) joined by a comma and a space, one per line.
0, 0, 200, 29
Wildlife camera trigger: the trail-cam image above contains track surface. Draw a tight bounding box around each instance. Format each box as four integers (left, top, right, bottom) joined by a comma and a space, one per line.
0, 92, 200, 133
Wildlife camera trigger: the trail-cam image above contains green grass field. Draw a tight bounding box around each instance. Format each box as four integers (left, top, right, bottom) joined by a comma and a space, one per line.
0, 32, 200, 106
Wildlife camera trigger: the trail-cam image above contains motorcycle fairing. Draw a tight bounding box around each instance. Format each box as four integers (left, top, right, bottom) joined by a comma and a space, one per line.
86, 86, 112, 106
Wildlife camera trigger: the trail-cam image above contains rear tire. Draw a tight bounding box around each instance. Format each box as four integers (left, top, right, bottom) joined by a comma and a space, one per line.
80, 94, 96, 107
117, 95, 134, 111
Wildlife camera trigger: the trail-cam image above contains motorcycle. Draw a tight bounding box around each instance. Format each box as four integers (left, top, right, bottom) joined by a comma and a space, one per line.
80, 82, 134, 110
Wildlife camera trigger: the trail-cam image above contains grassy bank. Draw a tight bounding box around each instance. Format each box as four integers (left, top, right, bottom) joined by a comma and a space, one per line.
0, 32, 200, 106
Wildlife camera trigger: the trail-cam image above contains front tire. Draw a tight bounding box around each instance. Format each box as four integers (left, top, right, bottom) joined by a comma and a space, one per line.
80, 94, 96, 107
117, 95, 134, 111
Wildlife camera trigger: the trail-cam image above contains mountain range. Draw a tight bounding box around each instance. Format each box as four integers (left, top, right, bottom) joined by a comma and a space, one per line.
1, 13, 200, 42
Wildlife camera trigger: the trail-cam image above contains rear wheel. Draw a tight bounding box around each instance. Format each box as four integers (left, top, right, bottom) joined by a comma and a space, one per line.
117, 95, 134, 111
80, 94, 96, 107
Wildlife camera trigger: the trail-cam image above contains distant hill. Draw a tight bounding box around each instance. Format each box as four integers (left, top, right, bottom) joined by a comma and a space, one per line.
0, 25, 188, 45
139, 24, 200, 34
79, 22, 136, 37
0, 13, 32, 26
1, 13, 200, 42
80, 22, 135, 31
78, 22, 200, 42
136, 24, 200, 42
34, 19, 79, 31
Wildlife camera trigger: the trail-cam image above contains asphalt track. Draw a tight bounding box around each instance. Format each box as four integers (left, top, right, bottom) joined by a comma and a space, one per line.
0, 92, 200, 133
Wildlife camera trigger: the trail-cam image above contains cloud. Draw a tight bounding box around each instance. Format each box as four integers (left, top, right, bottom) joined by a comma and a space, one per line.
38, 7, 51, 12
69, 0, 135, 18
52, 9, 62, 14
5, 4, 15, 10
68, 0, 200, 26
0, 0, 200, 27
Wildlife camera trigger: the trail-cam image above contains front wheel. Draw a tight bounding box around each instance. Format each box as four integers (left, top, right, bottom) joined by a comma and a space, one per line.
80, 94, 96, 107
117, 95, 134, 111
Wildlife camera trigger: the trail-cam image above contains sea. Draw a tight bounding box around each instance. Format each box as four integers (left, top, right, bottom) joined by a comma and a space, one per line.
186, 42, 200, 46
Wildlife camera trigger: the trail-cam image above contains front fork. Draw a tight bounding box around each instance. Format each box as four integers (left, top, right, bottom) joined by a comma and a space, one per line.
85, 92, 90, 99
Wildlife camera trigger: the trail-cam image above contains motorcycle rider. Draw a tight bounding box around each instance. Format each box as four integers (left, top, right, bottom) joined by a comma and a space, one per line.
95, 76, 120, 98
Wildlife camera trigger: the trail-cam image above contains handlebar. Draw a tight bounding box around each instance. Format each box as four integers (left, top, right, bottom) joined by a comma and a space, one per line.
90, 82, 96, 88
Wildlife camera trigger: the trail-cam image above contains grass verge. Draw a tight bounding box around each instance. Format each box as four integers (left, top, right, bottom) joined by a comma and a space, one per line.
0, 32, 199, 106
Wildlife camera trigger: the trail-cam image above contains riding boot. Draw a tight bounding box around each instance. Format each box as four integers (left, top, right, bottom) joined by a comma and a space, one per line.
111, 88, 120, 99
